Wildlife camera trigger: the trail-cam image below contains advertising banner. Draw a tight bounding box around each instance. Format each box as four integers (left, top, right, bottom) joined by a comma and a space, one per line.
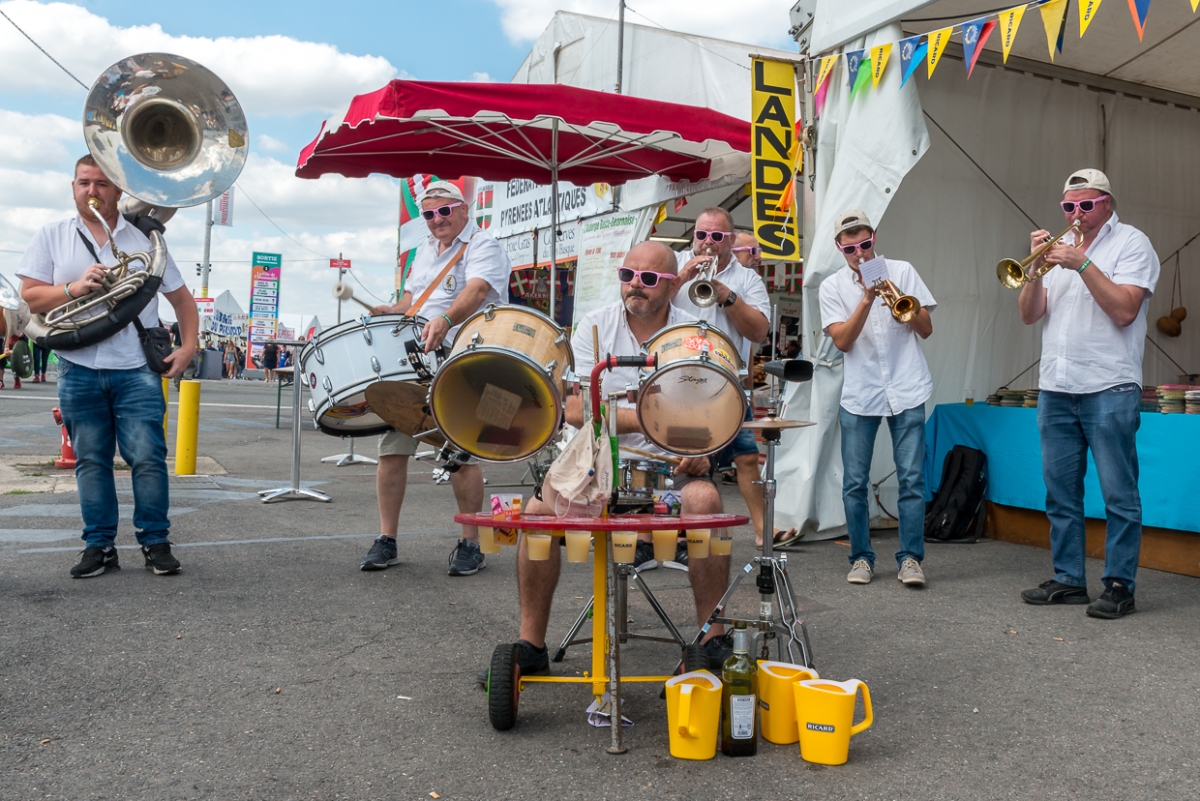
246, 252, 281, 368
572, 210, 653, 322
213, 188, 234, 227
749, 58, 801, 261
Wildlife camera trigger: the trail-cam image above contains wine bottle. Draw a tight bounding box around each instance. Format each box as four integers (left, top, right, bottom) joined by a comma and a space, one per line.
720, 621, 758, 756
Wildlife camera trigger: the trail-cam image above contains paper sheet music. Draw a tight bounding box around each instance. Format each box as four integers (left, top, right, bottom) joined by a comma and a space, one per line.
857, 256, 889, 287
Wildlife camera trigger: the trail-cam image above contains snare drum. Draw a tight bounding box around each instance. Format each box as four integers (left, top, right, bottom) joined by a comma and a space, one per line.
636, 322, 747, 456
300, 315, 439, 437
429, 305, 574, 462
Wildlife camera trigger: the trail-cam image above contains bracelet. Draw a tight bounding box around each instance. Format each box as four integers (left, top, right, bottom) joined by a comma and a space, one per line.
439, 313, 453, 327
63, 282, 75, 299
1077, 258, 1092, 274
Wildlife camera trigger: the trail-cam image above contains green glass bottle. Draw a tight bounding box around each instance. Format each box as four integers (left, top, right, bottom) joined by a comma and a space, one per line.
720, 621, 758, 756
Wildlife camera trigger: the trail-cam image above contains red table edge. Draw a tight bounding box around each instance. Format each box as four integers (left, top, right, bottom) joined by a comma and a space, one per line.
453, 513, 749, 532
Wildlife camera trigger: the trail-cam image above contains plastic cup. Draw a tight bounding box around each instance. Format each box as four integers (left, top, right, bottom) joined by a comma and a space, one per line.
564, 530, 590, 563
478, 526, 500, 555
525, 533, 552, 561
686, 528, 711, 559
652, 529, 678, 563
710, 529, 732, 556
612, 531, 638, 564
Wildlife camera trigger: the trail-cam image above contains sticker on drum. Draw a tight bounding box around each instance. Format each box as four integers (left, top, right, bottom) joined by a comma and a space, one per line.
683, 336, 712, 352
309, 372, 317, 389
325, 401, 372, 420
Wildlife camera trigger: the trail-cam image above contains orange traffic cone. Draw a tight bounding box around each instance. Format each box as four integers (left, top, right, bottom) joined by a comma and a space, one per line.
51, 407, 76, 469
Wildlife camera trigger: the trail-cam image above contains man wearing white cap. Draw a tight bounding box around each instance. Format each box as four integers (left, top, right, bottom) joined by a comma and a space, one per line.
362, 180, 512, 577
819, 210, 936, 588
1017, 169, 1159, 619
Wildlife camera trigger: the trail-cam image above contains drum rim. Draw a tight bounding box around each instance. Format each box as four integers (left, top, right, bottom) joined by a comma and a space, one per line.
449, 304, 575, 369
635, 358, 748, 457
640, 321, 744, 370
299, 313, 428, 359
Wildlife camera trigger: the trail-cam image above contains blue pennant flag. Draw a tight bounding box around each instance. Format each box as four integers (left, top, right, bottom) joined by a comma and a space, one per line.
898, 35, 927, 87
845, 49, 866, 89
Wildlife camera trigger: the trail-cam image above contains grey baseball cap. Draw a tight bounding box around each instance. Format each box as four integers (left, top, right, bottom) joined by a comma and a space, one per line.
834, 209, 873, 237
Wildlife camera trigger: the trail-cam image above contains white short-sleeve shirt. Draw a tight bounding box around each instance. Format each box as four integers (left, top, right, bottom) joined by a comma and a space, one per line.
16, 214, 185, 370
404, 219, 511, 345
1038, 213, 1159, 393
819, 258, 937, 417
572, 301, 693, 455
672, 250, 771, 371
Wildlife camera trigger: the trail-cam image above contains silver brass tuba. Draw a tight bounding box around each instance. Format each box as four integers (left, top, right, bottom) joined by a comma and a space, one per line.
26, 53, 248, 350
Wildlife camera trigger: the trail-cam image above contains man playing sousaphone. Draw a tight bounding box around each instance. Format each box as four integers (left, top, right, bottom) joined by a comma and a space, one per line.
480, 242, 735, 683
360, 180, 512, 577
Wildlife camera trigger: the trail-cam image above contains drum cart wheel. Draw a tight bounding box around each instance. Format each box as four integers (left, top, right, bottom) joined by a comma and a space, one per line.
487, 643, 520, 731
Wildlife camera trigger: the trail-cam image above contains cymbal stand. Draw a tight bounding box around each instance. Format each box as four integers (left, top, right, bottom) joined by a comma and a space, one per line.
321, 436, 378, 467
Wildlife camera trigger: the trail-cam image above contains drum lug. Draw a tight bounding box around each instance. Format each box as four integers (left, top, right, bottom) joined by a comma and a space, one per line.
322, 376, 333, 393
554, 331, 567, 346
398, 357, 409, 366
483, 303, 497, 321
361, 326, 373, 346
543, 359, 558, 375
468, 332, 483, 350
624, 384, 637, 404
371, 356, 382, 374
314, 348, 324, 365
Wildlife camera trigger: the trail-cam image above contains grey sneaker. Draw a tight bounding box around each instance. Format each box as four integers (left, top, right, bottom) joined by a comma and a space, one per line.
898, 558, 925, 587
360, 536, 399, 571
448, 538, 486, 577
847, 559, 873, 584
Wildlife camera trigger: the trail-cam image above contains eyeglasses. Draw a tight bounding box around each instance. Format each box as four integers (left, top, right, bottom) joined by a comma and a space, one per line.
837, 237, 874, 255
1060, 195, 1108, 214
420, 202, 463, 220
617, 267, 676, 288
732, 245, 761, 257
694, 230, 733, 243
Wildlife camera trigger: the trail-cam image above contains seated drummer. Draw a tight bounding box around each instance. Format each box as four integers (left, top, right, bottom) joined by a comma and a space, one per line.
482, 242, 733, 683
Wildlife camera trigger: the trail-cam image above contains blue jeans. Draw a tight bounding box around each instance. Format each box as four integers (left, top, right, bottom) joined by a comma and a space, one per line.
57, 361, 171, 548
839, 405, 927, 569
716, 405, 758, 470
1037, 384, 1142, 592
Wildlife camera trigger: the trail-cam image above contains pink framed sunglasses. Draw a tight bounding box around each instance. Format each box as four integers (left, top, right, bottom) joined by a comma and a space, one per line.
1060, 195, 1108, 214
618, 267, 675, 288
421, 202, 463, 220
837, 236, 874, 255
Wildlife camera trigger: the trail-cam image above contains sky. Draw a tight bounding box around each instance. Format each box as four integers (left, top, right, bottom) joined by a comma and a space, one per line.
0, 0, 797, 326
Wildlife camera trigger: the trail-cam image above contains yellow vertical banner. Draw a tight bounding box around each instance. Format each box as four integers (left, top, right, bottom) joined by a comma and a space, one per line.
1079, 0, 1104, 37
1039, 0, 1068, 60
816, 55, 838, 92
998, 6, 1027, 62
926, 27, 953, 78
750, 57, 800, 261
870, 43, 892, 90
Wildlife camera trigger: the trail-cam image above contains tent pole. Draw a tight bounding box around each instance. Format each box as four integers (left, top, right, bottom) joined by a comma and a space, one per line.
616, 0, 626, 95
550, 119, 559, 322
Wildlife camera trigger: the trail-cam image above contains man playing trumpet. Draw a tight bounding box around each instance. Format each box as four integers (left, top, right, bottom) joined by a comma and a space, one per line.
819, 210, 935, 587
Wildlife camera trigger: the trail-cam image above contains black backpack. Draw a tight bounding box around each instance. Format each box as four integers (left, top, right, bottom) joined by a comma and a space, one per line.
924, 445, 987, 543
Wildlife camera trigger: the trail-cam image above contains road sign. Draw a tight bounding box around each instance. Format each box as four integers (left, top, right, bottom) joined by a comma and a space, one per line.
330, 258, 351, 270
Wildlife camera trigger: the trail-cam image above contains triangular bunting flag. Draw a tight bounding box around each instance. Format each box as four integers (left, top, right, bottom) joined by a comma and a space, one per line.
998, 5, 1027, 63
849, 51, 872, 100
814, 78, 830, 116
870, 43, 892, 89
1040, 0, 1069, 61
927, 27, 953, 78
1080, 0, 1105, 37
815, 55, 838, 93
654, 203, 668, 225
1192, 0, 1199, 12
1127, 0, 1151, 40
898, 36, 924, 86
845, 49, 866, 89
962, 17, 997, 78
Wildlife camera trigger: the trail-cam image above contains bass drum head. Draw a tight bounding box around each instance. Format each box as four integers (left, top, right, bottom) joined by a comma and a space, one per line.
429, 349, 562, 462
636, 360, 747, 456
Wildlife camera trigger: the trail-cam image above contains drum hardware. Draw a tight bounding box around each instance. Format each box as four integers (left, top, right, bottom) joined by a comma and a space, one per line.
320, 436, 378, 467
997, 220, 1084, 289
260, 343, 332, 504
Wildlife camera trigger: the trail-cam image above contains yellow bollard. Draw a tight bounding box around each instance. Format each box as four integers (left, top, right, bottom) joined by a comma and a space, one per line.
161, 377, 170, 445
174, 380, 201, 476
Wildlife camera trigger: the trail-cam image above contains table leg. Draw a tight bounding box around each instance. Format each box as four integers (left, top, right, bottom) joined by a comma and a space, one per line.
591, 530, 607, 698
606, 531, 626, 755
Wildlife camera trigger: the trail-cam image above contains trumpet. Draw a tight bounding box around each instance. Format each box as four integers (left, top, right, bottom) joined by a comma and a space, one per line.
687, 256, 718, 307
873, 279, 921, 324
997, 222, 1083, 289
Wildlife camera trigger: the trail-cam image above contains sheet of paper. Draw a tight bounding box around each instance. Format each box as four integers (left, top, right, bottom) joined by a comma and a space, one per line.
857, 255, 889, 287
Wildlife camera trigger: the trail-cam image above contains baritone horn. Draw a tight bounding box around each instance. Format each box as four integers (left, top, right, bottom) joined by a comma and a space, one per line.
997, 222, 1083, 289
873, 279, 921, 324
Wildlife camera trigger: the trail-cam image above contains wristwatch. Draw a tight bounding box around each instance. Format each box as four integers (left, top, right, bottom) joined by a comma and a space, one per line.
721, 291, 739, 308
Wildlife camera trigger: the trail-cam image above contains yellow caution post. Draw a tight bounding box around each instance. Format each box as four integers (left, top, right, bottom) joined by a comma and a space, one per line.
175, 380, 201, 476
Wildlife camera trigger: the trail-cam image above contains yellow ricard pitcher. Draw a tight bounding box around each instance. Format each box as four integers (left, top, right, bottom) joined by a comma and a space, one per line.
793, 679, 873, 765
757, 661, 819, 745
664, 671, 722, 760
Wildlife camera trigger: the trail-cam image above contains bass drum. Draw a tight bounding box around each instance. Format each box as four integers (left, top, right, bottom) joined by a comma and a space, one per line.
636, 321, 747, 456
300, 315, 440, 437
429, 305, 573, 462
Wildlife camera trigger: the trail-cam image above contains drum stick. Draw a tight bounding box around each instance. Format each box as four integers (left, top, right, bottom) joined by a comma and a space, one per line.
619, 446, 682, 466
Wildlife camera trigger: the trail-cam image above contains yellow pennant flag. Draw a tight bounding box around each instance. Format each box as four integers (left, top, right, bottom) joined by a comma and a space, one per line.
870, 43, 892, 90
1194, 0, 1199, 12
927, 27, 953, 78
816, 55, 839, 92
998, 5, 1027, 62
1039, 0, 1068, 61
1079, 0, 1104, 37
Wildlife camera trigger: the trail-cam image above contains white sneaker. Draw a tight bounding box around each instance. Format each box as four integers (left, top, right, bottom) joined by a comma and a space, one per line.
847, 559, 873, 584
898, 558, 925, 587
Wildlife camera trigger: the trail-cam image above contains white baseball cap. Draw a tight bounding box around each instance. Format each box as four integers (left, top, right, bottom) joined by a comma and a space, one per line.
1063, 168, 1112, 197
418, 180, 466, 203
834, 209, 873, 237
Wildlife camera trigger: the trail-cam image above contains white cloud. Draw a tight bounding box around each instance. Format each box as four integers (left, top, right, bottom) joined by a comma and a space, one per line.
487, 0, 793, 48
0, 0, 398, 115
0, 110, 77, 170
256, 134, 290, 153
470, 71, 493, 82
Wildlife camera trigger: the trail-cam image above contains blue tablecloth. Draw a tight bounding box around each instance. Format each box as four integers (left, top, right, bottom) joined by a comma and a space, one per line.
924, 404, 1198, 533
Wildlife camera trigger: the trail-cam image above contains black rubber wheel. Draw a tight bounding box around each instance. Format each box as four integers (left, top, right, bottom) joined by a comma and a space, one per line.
487, 643, 520, 731
682, 643, 708, 674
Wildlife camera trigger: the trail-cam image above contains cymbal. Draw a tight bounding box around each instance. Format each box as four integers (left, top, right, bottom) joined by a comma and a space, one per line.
741, 417, 816, 431
364, 381, 445, 445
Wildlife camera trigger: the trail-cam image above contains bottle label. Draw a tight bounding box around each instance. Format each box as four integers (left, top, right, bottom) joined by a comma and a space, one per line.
730, 694, 755, 739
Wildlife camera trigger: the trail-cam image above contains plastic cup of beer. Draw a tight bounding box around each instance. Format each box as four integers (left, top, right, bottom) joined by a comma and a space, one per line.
612, 531, 638, 564
564, 530, 590, 563
652, 529, 678, 563
525, 533, 552, 561
686, 528, 711, 559
710, 528, 732, 556
478, 526, 500, 555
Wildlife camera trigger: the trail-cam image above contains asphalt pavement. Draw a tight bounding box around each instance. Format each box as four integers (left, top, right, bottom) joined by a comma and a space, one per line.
2, 376, 1198, 801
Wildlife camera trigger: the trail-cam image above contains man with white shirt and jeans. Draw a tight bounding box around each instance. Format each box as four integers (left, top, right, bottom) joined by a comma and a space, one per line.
1018, 169, 1158, 619
362, 180, 511, 577
819, 210, 935, 587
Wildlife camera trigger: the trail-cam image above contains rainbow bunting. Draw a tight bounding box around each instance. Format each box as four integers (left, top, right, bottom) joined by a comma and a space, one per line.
899, 35, 927, 87
1128, 0, 1152, 40
1040, 0, 1069, 61
927, 27, 953, 78
870, 43, 892, 89
1079, 0, 1105, 37
998, 5, 1027, 63
962, 17, 997, 78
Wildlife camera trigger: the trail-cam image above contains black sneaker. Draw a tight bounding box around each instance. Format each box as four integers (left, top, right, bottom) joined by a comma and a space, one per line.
633, 540, 658, 571
360, 536, 399, 571
448, 538, 486, 577
673, 540, 689, 567
1021, 579, 1090, 605
70, 546, 119, 578
1086, 581, 1136, 619
703, 633, 734, 671
142, 542, 181, 575
475, 639, 550, 686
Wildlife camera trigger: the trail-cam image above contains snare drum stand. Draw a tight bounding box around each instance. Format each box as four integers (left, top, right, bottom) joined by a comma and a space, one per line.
260, 343, 332, 504
321, 436, 378, 467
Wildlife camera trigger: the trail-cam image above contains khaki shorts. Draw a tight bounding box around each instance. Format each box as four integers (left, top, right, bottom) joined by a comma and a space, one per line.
378, 429, 418, 457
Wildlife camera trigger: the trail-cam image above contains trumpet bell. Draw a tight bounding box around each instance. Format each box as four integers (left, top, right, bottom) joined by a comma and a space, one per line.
997, 258, 1028, 290
688, 280, 718, 307
891, 296, 919, 324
